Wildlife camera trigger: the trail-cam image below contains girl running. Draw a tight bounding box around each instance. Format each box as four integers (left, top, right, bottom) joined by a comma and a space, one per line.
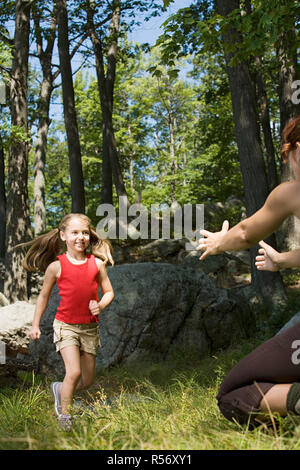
26, 213, 114, 429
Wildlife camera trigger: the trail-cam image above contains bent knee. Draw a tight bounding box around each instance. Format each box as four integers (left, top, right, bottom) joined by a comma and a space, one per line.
66, 369, 81, 384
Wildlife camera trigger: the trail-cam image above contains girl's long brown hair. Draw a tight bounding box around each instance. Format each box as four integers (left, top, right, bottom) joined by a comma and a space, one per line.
16, 213, 114, 272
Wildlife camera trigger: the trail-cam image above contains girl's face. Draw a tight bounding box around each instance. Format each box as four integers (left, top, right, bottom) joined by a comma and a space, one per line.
60, 217, 90, 255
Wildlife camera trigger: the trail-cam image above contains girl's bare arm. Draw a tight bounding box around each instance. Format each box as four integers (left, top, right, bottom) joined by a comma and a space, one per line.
89, 260, 114, 316
30, 261, 59, 339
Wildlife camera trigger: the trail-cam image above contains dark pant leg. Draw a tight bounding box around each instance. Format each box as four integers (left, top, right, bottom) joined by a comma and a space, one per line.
217, 321, 300, 425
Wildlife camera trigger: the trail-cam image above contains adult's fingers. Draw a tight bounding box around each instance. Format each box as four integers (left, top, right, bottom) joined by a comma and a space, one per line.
199, 229, 212, 237
199, 249, 210, 260
222, 220, 229, 231
258, 240, 269, 249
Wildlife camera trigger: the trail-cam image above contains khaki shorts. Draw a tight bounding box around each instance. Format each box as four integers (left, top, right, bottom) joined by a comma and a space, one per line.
53, 318, 101, 356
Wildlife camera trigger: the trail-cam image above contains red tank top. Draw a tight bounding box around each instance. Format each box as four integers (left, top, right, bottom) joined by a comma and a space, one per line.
55, 254, 99, 324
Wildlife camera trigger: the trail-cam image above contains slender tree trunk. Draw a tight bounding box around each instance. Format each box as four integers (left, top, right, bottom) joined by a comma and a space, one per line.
87, 0, 129, 207
216, 0, 287, 310
56, 0, 85, 213
182, 138, 187, 187
253, 57, 278, 192
168, 110, 177, 204
101, 130, 113, 204
0, 133, 6, 258
276, 24, 300, 251
32, 5, 56, 235
129, 157, 134, 194
34, 78, 52, 235
128, 123, 135, 194
4, 0, 32, 302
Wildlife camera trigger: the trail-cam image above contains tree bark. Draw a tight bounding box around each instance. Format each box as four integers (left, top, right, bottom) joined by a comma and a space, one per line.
34, 78, 52, 235
87, 0, 129, 207
253, 58, 278, 192
128, 123, 135, 194
56, 0, 85, 214
216, 0, 287, 309
244, 0, 278, 192
168, 107, 177, 204
101, 131, 113, 205
0, 133, 6, 259
33, 5, 56, 235
4, 0, 32, 302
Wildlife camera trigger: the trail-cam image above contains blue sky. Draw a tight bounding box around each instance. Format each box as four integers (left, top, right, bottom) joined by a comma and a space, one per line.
127, 0, 192, 45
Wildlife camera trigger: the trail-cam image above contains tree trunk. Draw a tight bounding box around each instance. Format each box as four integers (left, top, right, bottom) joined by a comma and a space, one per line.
168, 109, 177, 204
101, 130, 113, 204
276, 24, 300, 251
0, 133, 6, 258
4, 0, 32, 302
216, 0, 287, 310
182, 137, 187, 187
87, 0, 129, 207
56, 0, 85, 214
32, 4, 56, 235
253, 57, 278, 192
34, 78, 52, 235
127, 123, 135, 194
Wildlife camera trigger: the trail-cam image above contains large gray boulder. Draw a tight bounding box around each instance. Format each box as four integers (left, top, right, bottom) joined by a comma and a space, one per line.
30, 262, 256, 374
0, 301, 35, 357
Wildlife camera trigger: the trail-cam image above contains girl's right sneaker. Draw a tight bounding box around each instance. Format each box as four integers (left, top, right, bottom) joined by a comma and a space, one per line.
51, 382, 62, 416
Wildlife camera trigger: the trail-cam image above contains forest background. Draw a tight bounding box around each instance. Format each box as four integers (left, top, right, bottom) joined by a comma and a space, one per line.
0, 0, 300, 314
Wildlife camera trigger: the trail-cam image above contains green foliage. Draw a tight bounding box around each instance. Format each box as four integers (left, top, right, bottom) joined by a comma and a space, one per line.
40, 40, 244, 220
163, 0, 173, 8
3, 0, 292, 246
156, 0, 300, 84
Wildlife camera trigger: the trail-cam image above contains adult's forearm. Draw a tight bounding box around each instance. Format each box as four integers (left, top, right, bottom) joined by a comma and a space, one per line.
276, 250, 300, 270
215, 220, 262, 253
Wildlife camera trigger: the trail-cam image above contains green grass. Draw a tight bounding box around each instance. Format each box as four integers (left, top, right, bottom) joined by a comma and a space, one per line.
2, 336, 300, 450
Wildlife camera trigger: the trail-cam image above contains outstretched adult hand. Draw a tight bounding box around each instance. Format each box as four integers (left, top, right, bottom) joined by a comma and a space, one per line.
255, 240, 280, 272
197, 220, 230, 260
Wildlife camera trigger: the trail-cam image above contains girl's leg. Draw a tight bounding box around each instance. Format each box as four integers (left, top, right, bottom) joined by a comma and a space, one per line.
76, 352, 96, 391
60, 345, 82, 415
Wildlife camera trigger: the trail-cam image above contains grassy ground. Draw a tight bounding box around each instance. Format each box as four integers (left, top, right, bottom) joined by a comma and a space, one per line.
1, 277, 300, 451
2, 332, 300, 451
